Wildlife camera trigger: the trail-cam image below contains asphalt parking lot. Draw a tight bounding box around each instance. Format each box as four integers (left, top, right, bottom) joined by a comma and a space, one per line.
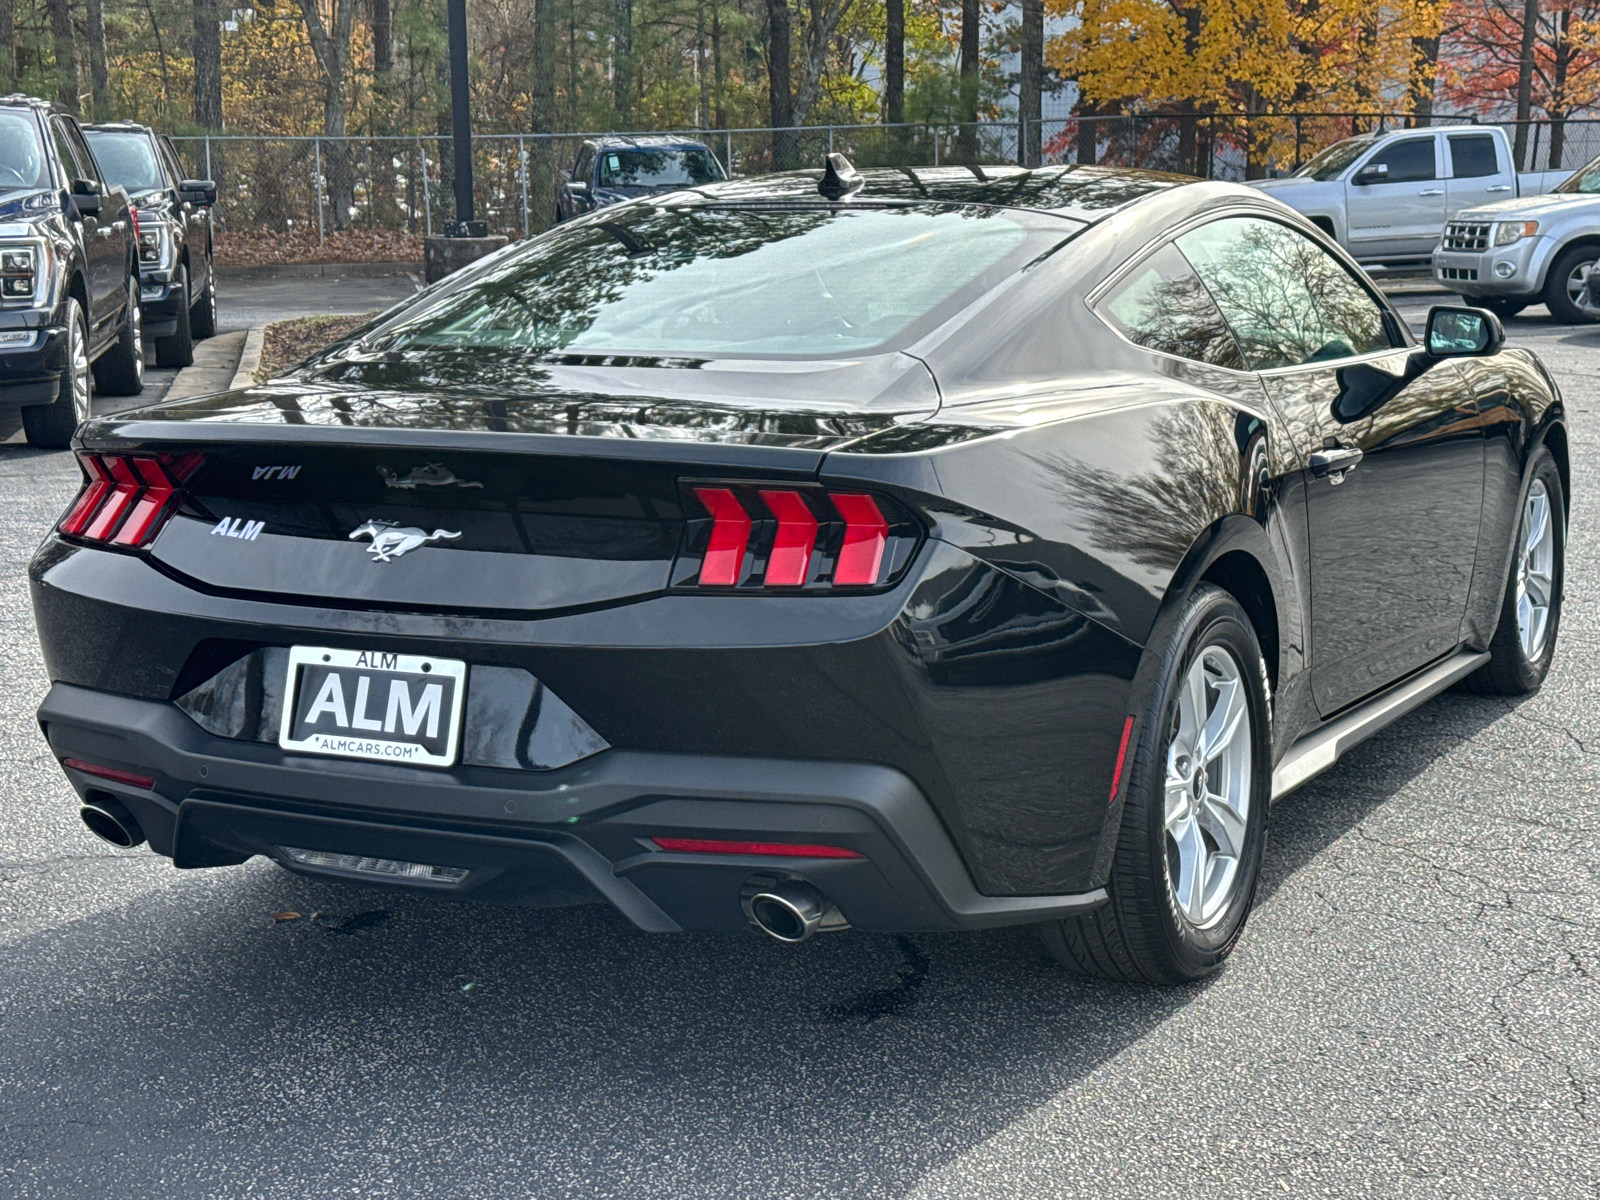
0, 294, 1596, 1198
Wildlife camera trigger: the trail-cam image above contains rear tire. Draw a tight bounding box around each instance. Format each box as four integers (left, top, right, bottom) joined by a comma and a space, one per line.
1041, 584, 1271, 985
189, 256, 217, 339
155, 264, 194, 367
92, 273, 144, 396
22, 298, 91, 450
1461, 450, 1565, 695
1542, 245, 1600, 324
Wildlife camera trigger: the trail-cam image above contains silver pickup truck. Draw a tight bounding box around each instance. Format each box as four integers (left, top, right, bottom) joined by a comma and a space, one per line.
1248, 125, 1569, 268
1431, 153, 1600, 322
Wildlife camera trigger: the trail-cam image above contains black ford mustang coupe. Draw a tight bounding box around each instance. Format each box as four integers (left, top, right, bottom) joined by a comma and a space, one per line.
31, 160, 1567, 985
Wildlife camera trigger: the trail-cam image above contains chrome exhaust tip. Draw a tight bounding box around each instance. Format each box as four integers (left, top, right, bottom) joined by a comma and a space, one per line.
748, 881, 828, 943
79, 795, 145, 849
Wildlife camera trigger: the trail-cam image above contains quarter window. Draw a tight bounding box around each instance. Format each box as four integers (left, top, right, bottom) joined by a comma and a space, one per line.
1365, 137, 1436, 183
1097, 244, 1246, 370
1177, 217, 1393, 370
1449, 134, 1500, 179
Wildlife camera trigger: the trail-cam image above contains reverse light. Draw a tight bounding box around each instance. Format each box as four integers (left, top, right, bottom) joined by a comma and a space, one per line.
1493, 220, 1538, 247
678, 482, 916, 591
62, 757, 156, 790
651, 837, 865, 859
57, 451, 203, 548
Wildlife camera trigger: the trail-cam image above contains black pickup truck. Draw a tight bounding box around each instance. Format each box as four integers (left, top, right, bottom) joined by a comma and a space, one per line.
0, 95, 143, 449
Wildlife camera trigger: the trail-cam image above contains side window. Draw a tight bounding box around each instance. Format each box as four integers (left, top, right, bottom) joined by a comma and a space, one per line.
158, 137, 184, 185
49, 118, 84, 185
1177, 217, 1393, 370
1449, 134, 1500, 179
1097, 243, 1246, 370
62, 120, 102, 185
1365, 137, 1436, 183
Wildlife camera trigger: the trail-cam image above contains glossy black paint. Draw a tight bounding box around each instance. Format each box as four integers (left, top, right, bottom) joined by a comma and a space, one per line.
30, 165, 1566, 926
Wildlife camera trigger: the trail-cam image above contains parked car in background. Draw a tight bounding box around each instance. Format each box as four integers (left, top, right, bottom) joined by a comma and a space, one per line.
84, 121, 217, 367
1430, 151, 1600, 322
554, 135, 727, 222
0, 94, 142, 449
1249, 126, 1570, 268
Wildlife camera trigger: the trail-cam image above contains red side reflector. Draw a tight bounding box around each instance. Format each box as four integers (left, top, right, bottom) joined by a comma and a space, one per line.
830, 492, 888, 585
693, 486, 752, 586
651, 837, 865, 859
1108, 715, 1135, 803
82, 455, 141, 542
758, 489, 819, 586
111, 457, 176, 547
62, 757, 156, 790
59, 455, 114, 535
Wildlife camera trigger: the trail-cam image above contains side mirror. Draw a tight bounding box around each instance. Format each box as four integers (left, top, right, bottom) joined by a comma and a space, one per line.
567, 180, 589, 195
1353, 162, 1389, 186
1425, 305, 1504, 357
178, 178, 217, 206
70, 178, 101, 215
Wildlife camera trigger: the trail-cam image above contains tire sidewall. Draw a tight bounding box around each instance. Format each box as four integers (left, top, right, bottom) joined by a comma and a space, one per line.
1131, 587, 1272, 976
1508, 452, 1565, 687
1545, 247, 1600, 324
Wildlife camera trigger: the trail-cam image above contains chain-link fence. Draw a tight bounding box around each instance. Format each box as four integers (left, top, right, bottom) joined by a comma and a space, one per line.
170, 114, 1600, 263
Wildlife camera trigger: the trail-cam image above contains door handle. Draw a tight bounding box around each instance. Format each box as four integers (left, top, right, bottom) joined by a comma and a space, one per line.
1417, 189, 1444, 196
110, 219, 126, 232
1487, 185, 1513, 192
1309, 445, 1364, 484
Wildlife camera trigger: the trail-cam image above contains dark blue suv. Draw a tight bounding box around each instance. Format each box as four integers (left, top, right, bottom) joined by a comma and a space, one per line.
554, 135, 727, 223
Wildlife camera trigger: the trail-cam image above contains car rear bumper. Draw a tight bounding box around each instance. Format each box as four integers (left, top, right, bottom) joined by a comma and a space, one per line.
39, 681, 1108, 934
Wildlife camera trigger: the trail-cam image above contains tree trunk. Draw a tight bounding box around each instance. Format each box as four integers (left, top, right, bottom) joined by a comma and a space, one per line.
1019, 0, 1041, 167
46, 0, 76, 113
956, 0, 979, 162
696, 0, 709, 130
613, 0, 633, 125
529, 0, 557, 232
712, 0, 726, 128
1409, 34, 1440, 126
1549, 7, 1571, 168
144, 0, 170, 110
1075, 96, 1097, 165
85, 0, 108, 118
766, 0, 793, 168
1512, 0, 1539, 170
0, 0, 15, 91
295, 0, 354, 229
885, 0, 902, 126
371, 0, 392, 75
193, 0, 223, 128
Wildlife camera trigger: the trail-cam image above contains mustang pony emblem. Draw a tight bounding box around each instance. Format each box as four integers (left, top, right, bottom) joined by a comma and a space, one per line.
378, 463, 483, 490
349, 520, 461, 563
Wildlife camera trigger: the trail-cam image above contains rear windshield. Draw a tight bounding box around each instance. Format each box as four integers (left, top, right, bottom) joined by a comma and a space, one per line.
597, 148, 724, 189
83, 130, 165, 194
0, 110, 48, 192
362, 205, 1070, 359
1294, 137, 1375, 181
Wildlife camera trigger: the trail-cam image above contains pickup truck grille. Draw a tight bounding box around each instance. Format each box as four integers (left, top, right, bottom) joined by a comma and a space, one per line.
1443, 223, 1490, 252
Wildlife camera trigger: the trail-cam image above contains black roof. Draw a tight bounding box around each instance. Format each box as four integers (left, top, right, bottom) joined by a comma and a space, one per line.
663, 163, 1199, 224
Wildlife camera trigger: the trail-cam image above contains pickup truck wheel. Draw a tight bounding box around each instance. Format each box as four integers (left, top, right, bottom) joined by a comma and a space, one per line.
154, 264, 194, 367
1542, 246, 1600, 324
22, 298, 90, 450
1040, 584, 1271, 984
190, 256, 218, 340
92, 275, 145, 396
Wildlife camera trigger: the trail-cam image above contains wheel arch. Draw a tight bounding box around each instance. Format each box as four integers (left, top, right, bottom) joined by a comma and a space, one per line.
1538, 234, 1600, 291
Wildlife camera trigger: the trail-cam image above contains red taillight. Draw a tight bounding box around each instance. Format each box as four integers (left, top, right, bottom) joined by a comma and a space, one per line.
830, 493, 888, 586
758, 489, 819, 586
57, 451, 200, 549
62, 757, 156, 790
692, 486, 752, 586
650, 837, 865, 859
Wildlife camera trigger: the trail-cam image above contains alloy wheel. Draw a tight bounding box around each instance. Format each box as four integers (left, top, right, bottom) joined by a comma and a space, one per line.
130, 297, 143, 386
68, 307, 91, 422
1164, 645, 1253, 929
1566, 260, 1600, 316
1516, 479, 1556, 660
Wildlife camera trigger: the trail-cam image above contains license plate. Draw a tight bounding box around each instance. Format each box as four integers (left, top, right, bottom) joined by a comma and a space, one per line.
279, 646, 466, 768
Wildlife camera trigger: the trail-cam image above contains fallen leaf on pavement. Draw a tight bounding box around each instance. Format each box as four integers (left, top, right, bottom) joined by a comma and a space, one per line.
272, 911, 301, 923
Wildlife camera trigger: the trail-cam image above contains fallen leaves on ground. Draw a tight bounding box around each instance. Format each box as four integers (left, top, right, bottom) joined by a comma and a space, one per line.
257, 313, 376, 381
272, 911, 300, 923
215, 227, 423, 267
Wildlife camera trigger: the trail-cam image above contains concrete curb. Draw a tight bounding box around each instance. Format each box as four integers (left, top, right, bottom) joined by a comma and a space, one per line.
217, 262, 421, 281
230, 326, 266, 390
163, 330, 249, 402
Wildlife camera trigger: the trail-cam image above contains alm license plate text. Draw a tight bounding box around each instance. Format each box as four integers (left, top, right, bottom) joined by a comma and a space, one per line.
279, 647, 467, 767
